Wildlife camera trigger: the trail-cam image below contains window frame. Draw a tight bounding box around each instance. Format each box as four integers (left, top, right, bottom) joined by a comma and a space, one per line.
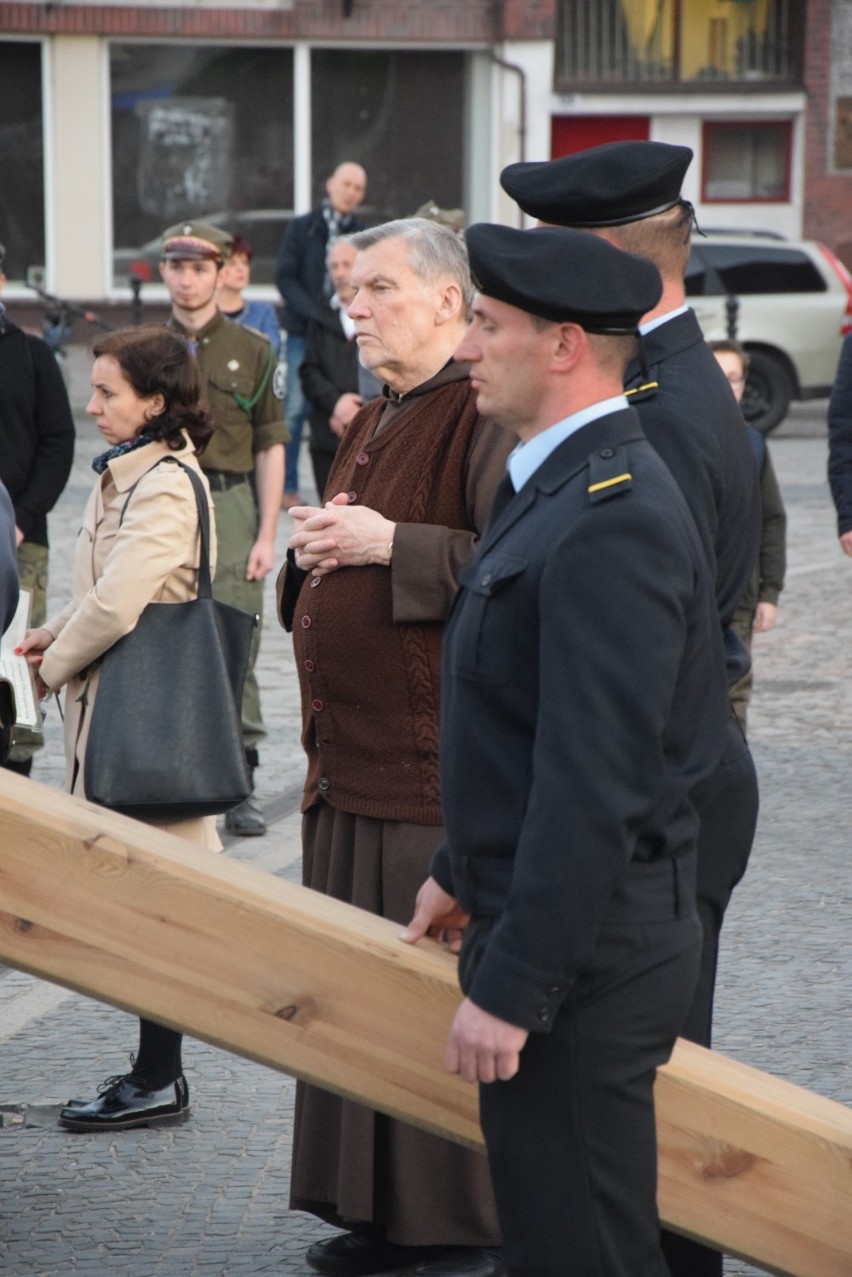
701, 119, 793, 204
553, 0, 804, 94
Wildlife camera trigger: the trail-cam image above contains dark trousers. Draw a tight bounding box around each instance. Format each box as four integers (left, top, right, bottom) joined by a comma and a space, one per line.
309, 447, 336, 502
661, 714, 759, 1277
476, 857, 702, 1277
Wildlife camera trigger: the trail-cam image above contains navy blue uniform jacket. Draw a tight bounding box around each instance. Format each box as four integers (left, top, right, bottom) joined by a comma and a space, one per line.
431, 408, 728, 1032
626, 311, 759, 680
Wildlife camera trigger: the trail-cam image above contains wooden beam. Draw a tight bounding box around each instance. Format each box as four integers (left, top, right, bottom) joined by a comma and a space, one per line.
1, 771, 851, 1277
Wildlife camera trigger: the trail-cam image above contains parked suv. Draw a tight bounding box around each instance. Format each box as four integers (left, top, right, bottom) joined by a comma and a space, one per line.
685, 231, 852, 433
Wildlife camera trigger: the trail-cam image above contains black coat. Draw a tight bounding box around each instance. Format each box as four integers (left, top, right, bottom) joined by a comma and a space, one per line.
275, 206, 363, 337
431, 408, 728, 1033
0, 479, 19, 633
0, 312, 75, 547
299, 304, 360, 457
827, 332, 852, 534
626, 310, 760, 638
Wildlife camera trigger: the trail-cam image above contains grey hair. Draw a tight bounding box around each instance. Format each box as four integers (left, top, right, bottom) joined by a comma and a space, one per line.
348, 217, 473, 310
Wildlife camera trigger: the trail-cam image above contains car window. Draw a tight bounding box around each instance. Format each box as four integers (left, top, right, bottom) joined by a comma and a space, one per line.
699, 245, 827, 295
685, 248, 711, 297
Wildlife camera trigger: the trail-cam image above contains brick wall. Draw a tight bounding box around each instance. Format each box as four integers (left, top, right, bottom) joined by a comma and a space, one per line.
0, 0, 538, 41
803, 0, 852, 264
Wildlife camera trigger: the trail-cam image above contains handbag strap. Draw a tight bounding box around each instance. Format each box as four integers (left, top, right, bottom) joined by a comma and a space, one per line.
118, 456, 213, 600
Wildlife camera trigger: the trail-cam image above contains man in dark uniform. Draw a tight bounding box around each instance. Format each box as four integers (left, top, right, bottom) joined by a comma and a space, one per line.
404, 223, 729, 1277
160, 222, 287, 835
499, 141, 761, 1277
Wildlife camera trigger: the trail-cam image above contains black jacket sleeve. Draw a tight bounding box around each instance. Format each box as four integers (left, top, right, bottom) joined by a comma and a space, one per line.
299, 320, 346, 418
14, 336, 75, 541
275, 214, 326, 331
0, 480, 19, 634
827, 334, 852, 535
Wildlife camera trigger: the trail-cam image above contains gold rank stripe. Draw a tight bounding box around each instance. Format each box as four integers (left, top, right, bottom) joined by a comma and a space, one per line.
588, 472, 632, 494
625, 381, 659, 396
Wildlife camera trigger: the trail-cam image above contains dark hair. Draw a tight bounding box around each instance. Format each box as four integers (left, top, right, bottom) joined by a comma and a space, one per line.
229, 235, 254, 261
91, 326, 214, 453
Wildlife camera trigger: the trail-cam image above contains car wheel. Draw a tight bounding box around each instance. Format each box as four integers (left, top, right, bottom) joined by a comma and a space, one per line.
741, 350, 795, 435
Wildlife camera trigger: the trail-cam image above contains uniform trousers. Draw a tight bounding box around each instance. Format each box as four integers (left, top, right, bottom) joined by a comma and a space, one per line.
678, 712, 758, 1048
207, 479, 265, 752
661, 713, 758, 1277
473, 855, 702, 1277
727, 607, 756, 731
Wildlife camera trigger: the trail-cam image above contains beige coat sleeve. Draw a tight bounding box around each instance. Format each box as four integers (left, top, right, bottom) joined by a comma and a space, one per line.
40, 463, 206, 691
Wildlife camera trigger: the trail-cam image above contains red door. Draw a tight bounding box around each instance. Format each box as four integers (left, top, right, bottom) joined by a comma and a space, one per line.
551, 116, 650, 158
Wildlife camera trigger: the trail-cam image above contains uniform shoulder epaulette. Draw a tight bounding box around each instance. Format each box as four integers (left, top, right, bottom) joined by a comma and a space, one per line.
586, 445, 633, 504
624, 379, 659, 402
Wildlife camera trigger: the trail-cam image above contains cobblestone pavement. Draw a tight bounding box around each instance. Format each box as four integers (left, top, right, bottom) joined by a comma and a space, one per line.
1, 349, 850, 1275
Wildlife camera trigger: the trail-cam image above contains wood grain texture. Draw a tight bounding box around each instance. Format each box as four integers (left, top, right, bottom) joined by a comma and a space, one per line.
1, 771, 850, 1276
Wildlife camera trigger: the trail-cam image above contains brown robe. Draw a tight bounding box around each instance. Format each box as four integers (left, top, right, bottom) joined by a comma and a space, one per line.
281, 363, 511, 1245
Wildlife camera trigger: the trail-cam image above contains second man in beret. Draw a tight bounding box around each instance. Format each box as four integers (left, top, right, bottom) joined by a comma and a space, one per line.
404, 222, 729, 1277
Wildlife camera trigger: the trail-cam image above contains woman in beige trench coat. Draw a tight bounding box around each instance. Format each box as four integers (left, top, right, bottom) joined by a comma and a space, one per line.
19, 325, 218, 1132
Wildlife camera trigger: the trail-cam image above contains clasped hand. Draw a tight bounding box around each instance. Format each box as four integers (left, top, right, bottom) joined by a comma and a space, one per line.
288, 492, 395, 576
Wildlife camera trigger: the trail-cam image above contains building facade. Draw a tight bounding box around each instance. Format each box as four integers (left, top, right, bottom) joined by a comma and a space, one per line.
0, 0, 846, 305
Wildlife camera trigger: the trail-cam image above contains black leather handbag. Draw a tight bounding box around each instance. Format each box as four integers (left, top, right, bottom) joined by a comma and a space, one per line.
84, 457, 256, 822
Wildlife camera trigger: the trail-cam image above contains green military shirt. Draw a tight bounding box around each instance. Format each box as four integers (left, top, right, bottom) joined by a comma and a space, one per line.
170, 310, 288, 473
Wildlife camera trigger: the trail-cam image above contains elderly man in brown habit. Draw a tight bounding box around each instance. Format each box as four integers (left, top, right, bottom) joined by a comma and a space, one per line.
277, 218, 510, 1277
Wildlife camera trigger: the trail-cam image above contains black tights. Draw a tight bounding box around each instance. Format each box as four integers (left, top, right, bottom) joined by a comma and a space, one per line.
131, 1018, 183, 1089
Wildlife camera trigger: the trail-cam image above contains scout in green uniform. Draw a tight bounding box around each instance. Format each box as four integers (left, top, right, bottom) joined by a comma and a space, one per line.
160, 221, 288, 835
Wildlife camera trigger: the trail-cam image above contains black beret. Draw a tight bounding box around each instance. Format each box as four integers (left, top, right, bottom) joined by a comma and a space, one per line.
465, 223, 662, 334
500, 141, 693, 228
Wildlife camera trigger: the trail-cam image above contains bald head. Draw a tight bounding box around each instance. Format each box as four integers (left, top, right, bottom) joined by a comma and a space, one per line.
327, 163, 368, 216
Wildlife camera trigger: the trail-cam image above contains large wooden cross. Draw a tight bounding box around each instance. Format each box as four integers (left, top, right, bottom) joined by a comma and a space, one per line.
1, 772, 850, 1277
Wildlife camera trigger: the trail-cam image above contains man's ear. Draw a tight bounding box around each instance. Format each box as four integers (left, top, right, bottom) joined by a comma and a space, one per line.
551, 322, 585, 372
434, 281, 463, 327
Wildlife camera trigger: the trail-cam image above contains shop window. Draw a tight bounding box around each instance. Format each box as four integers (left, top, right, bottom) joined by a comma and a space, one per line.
555, 0, 802, 90
110, 44, 294, 286
702, 121, 791, 202
310, 50, 465, 226
0, 42, 45, 284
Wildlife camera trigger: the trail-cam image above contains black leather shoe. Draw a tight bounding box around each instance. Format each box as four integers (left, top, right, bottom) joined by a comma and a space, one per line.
306, 1232, 434, 1276
306, 1232, 502, 1277
224, 792, 266, 836
58, 1074, 190, 1132
411, 1251, 503, 1276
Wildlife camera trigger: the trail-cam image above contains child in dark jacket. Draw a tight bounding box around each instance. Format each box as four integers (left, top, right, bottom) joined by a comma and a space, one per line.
711, 340, 787, 732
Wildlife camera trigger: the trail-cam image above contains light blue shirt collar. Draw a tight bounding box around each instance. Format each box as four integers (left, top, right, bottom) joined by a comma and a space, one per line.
639, 304, 689, 336
507, 395, 629, 493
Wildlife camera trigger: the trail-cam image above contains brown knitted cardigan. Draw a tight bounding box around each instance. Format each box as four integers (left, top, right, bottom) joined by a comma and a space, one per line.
292, 376, 489, 824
